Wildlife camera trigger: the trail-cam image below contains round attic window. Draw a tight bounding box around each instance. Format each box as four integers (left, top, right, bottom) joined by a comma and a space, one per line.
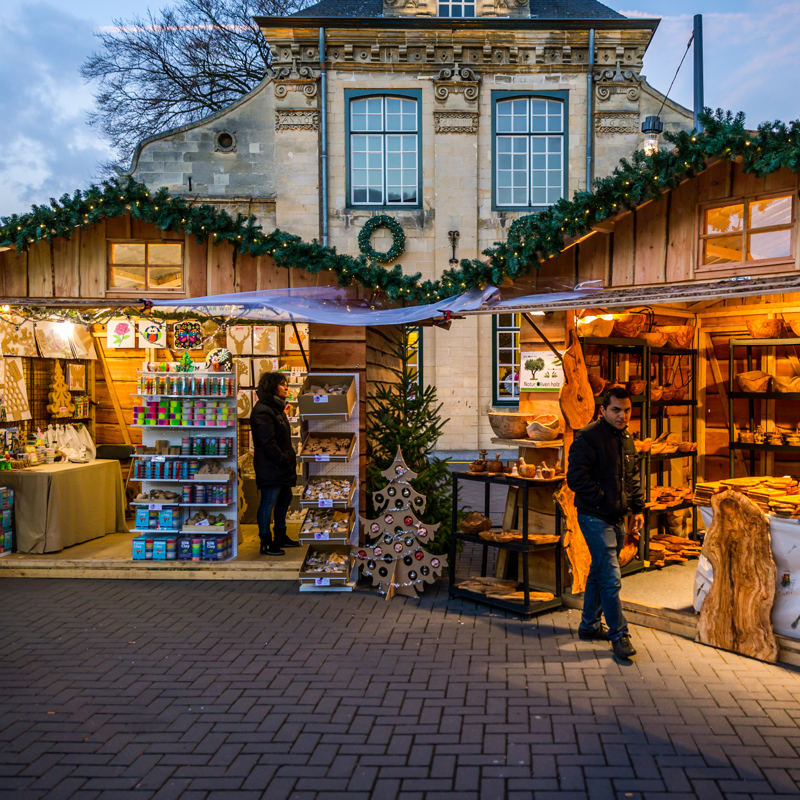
215, 131, 236, 152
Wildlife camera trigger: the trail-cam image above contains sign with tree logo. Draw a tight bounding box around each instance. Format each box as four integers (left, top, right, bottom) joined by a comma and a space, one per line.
520, 349, 564, 391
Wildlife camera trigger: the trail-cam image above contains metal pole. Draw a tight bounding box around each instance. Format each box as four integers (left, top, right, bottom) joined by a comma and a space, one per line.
586, 28, 595, 188
319, 27, 329, 247
693, 14, 704, 132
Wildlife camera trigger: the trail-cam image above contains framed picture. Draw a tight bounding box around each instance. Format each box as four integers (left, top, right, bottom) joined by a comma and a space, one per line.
35, 322, 74, 359
253, 325, 279, 355
252, 357, 279, 384
138, 321, 167, 348
284, 323, 308, 352
233, 358, 252, 388
0, 316, 37, 357
69, 326, 97, 359
237, 389, 253, 419
226, 325, 253, 356
107, 318, 136, 349
520, 349, 564, 392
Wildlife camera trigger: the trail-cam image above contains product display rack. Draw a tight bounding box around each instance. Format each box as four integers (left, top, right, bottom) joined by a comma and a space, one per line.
297, 372, 360, 592
130, 369, 239, 562
728, 337, 800, 477
580, 336, 699, 567
449, 471, 563, 619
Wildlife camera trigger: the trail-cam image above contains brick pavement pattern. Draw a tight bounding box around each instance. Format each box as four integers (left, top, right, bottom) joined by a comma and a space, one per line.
2, 578, 800, 799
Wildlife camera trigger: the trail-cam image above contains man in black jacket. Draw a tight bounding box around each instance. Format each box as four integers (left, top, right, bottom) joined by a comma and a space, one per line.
566, 386, 644, 659
251, 371, 299, 556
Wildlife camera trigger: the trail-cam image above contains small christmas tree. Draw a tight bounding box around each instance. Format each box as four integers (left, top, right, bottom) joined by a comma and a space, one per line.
47, 362, 75, 418
354, 448, 446, 600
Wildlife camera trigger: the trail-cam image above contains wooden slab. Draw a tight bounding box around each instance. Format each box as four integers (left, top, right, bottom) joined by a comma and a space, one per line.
554, 483, 590, 594
697, 489, 778, 662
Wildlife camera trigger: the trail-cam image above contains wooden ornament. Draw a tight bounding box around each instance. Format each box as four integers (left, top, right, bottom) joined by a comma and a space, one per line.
554, 484, 591, 595
559, 328, 594, 430
46, 362, 75, 418
696, 489, 778, 663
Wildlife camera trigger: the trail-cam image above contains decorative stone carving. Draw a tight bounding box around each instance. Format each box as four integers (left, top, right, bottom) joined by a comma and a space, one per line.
594, 60, 642, 102
433, 65, 481, 103
276, 110, 320, 132
273, 61, 320, 103
434, 111, 479, 134
594, 112, 639, 135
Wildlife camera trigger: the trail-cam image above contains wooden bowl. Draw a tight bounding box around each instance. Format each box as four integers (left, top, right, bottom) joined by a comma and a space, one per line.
641, 331, 668, 347
678, 441, 694, 452
747, 319, 784, 339
789, 319, 800, 338
736, 371, 771, 393
650, 385, 664, 401
773, 375, 800, 393
588, 374, 606, 396
626, 379, 647, 396
660, 386, 677, 401
612, 314, 646, 339
459, 512, 492, 535
658, 325, 695, 349
577, 317, 615, 338
526, 415, 561, 442
672, 386, 687, 401
487, 412, 528, 440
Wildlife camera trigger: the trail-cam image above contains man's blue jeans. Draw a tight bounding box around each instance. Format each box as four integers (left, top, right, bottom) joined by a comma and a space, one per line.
577, 513, 628, 642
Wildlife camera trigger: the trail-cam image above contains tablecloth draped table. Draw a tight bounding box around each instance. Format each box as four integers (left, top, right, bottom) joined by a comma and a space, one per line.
3, 459, 128, 554
696, 505, 800, 640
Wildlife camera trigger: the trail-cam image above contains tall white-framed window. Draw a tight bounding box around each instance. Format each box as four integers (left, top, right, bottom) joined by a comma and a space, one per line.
493, 313, 521, 405
494, 95, 566, 209
438, 0, 476, 16
348, 94, 420, 207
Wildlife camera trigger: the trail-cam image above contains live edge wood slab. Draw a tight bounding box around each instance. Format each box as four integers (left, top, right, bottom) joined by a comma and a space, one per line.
697, 489, 779, 663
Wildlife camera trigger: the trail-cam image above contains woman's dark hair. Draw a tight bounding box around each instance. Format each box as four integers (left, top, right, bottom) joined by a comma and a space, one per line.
601, 385, 630, 408
257, 371, 288, 399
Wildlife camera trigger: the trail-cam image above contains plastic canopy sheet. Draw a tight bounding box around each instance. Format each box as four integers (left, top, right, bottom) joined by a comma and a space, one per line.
695, 505, 800, 639
152, 286, 500, 326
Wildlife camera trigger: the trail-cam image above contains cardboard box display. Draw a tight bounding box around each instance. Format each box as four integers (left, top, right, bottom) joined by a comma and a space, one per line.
298, 509, 354, 543
300, 476, 356, 508
297, 373, 356, 420
299, 543, 352, 584
299, 432, 356, 462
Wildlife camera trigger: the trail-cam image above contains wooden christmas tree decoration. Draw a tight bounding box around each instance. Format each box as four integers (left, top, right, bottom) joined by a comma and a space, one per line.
46, 361, 75, 418
353, 447, 446, 600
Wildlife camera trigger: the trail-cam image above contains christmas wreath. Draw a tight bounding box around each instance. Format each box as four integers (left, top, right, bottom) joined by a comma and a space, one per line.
358, 215, 406, 264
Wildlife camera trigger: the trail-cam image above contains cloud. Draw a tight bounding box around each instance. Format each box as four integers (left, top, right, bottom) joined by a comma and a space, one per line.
616, 3, 800, 126
0, 3, 113, 217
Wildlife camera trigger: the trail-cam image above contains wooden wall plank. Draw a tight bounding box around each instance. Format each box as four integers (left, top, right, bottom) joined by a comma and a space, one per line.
732, 163, 766, 197
610, 212, 635, 286
290, 268, 319, 289
53, 235, 81, 297
4, 248, 27, 297
765, 168, 799, 193
258, 255, 290, 291
237, 254, 258, 293
79, 221, 106, 298
131, 219, 163, 239
310, 341, 367, 370
105, 214, 129, 239
666, 179, 697, 282
577, 233, 608, 285
185, 236, 207, 298
634, 197, 667, 285
696, 161, 731, 204
541, 248, 576, 286
208, 242, 235, 296
27, 241, 52, 297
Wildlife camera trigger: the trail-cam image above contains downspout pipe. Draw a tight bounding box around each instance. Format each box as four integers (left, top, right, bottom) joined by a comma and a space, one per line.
586, 28, 595, 190
693, 14, 704, 132
319, 26, 329, 247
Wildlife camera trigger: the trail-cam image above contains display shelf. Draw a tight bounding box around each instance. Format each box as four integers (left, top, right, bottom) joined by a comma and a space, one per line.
449, 585, 562, 617
453, 531, 559, 552
129, 528, 182, 535
129, 475, 233, 483
647, 451, 698, 461
595, 395, 645, 406
131, 424, 235, 429
299, 432, 357, 463
651, 399, 697, 407
729, 391, 800, 400
646, 501, 695, 514
579, 336, 647, 347
489, 437, 564, 448
133, 394, 235, 399
130, 502, 234, 507
132, 454, 231, 460
621, 559, 644, 576
299, 479, 357, 509
732, 442, 800, 453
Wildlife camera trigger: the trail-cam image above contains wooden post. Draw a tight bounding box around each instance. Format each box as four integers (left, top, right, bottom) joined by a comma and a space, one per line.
95, 332, 132, 446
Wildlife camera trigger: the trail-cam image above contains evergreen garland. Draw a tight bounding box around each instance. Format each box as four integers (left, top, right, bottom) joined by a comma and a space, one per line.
358, 215, 406, 264
2, 110, 799, 304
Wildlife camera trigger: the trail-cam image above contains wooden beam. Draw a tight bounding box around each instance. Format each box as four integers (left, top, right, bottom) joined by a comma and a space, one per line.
698, 301, 800, 320
94, 335, 132, 446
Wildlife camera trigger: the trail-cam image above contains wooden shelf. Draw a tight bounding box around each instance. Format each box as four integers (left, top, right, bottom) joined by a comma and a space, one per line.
729, 391, 800, 400
489, 437, 564, 448
453, 531, 560, 553
449, 585, 561, 619
731, 442, 800, 454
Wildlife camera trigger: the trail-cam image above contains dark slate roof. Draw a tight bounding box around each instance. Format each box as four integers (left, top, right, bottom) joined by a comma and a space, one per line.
293, 0, 626, 18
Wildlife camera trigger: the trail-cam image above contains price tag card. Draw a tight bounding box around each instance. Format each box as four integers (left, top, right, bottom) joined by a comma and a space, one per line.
315, 454, 330, 462
195, 519, 210, 526
318, 498, 334, 508
154, 456, 166, 463
313, 395, 329, 404
147, 396, 160, 403
59, 407, 67, 414
315, 577, 331, 586
287, 416, 298, 423
149, 503, 163, 511
314, 531, 330, 540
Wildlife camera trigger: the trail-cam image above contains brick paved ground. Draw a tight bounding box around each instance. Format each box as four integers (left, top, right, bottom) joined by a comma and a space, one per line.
2, 577, 800, 799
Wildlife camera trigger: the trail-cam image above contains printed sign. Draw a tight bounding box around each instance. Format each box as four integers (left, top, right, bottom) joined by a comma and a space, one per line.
318, 499, 334, 508
520, 349, 565, 392
315, 577, 331, 586
313, 395, 329, 404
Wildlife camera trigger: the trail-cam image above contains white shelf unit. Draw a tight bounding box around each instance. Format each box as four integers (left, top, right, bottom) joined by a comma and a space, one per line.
297, 372, 359, 592
131, 370, 239, 562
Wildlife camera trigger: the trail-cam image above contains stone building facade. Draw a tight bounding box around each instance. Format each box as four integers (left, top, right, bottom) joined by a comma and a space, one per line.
128, 0, 693, 455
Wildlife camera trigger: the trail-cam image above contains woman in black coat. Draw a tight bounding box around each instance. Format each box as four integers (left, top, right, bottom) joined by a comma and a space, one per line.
250, 371, 299, 556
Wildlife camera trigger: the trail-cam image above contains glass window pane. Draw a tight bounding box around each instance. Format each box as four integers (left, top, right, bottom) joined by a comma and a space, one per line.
532, 188, 547, 205
497, 314, 513, 328
748, 229, 792, 261
353, 188, 367, 203
148, 266, 182, 289
110, 266, 145, 289
498, 187, 512, 205
352, 114, 366, 132
749, 196, 792, 229
531, 114, 547, 133
704, 235, 743, 265
368, 188, 382, 203
148, 244, 182, 266
705, 203, 744, 234
112, 243, 145, 265
387, 152, 401, 169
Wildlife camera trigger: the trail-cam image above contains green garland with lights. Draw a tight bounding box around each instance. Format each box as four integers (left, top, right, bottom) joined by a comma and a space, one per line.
358, 215, 406, 264
2, 110, 800, 304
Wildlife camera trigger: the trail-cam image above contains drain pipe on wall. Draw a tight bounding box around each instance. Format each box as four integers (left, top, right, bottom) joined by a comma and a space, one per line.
319, 26, 329, 247
585, 28, 595, 189
693, 14, 704, 133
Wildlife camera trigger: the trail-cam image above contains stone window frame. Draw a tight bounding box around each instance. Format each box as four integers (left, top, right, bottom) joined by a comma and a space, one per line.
492, 312, 521, 407
696, 191, 797, 278
438, 0, 477, 16
491, 90, 569, 213
106, 239, 186, 295
344, 89, 423, 211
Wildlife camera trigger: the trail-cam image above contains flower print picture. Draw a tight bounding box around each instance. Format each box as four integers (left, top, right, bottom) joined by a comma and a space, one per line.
173, 321, 203, 350
107, 319, 136, 349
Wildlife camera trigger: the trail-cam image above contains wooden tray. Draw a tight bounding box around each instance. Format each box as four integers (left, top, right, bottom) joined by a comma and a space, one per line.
299, 432, 356, 463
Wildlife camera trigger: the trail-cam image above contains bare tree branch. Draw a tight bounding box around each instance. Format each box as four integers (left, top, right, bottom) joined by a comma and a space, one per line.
81, 0, 316, 171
